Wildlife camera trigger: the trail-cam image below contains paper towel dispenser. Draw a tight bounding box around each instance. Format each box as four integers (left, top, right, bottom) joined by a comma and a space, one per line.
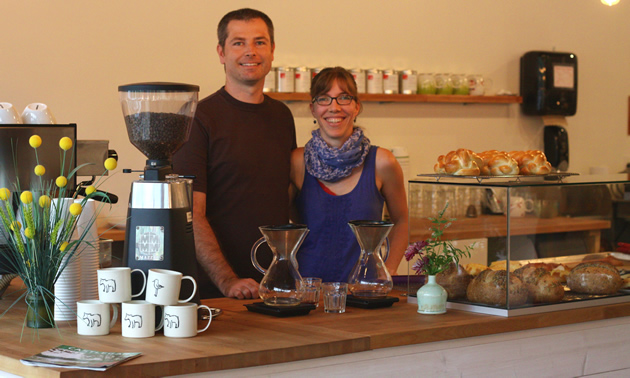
520, 51, 577, 116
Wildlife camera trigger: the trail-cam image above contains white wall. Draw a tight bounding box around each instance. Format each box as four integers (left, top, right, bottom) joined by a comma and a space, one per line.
2, 0, 629, 222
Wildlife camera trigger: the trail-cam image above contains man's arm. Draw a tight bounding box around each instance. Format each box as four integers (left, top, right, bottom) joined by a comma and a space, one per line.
192, 191, 259, 299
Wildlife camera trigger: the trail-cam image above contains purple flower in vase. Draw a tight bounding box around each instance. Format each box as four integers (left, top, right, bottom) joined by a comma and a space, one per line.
404, 240, 428, 261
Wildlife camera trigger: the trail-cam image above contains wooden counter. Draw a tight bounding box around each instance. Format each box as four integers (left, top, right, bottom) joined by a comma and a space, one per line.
1, 278, 630, 377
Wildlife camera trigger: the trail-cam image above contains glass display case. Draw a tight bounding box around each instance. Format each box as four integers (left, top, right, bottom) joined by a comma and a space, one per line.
407, 173, 630, 316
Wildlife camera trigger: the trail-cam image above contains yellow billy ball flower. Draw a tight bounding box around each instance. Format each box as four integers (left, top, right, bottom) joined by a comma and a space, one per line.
60, 241, 69, 252
24, 227, 35, 239
29, 135, 42, 148
59, 137, 73, 151
104, 157, 117, 171
85, 185, 96, 195
56, 176, 68, 188
0, 188, 9, 201
34, 164, 46, 176
20, 191, 33, 204
39, 195, 51, 208
69, 203, 82, 216
10, 221, 21, 231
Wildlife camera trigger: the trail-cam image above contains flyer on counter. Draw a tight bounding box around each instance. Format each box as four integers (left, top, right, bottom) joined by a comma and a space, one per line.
20, 345, 141, 371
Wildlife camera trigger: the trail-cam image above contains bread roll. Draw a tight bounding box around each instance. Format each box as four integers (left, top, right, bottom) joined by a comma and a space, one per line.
479, 152, 519, 176
567, 262, 622, 295
514, 264, 565, 303
464, 263, 488, 277
434, 149, 481, 176
508, 150, 552, 175
436, 263, 473, 300
466, 269, 528, 306
489, 260, 522, 272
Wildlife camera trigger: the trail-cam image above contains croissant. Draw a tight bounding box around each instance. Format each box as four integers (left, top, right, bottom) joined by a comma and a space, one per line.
479, 152, 519, 176
434, 148, 481, 176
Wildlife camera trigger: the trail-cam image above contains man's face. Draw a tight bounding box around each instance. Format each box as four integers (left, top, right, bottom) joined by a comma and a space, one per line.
218, 18, 275, 87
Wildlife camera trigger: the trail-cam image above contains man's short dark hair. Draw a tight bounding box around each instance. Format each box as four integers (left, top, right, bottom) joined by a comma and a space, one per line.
217, 8, 274, 49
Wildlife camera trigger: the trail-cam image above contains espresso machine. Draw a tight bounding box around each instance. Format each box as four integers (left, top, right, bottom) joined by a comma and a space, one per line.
119, 82, 200, 303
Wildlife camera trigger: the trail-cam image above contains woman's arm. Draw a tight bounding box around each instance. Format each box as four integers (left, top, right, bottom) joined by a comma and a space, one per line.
375, 148, 409, 275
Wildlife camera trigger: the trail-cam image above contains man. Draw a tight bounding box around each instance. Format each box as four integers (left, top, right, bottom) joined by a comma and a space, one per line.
173, 8, 296, 299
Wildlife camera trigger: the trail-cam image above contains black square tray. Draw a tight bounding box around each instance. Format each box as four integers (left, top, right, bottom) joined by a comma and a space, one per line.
244, 302, 316, 317
346, 295, 399, 309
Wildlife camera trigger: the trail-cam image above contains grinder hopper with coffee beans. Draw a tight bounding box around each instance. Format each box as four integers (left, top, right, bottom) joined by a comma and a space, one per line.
118, 82, 200, 304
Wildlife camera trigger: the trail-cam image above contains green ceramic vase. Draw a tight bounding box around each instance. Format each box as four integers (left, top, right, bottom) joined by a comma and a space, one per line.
416, 275, 447, 314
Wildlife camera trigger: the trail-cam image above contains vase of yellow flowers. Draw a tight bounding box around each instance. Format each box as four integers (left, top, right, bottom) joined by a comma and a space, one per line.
0, 134, 117, 330
404, 203, 474, 314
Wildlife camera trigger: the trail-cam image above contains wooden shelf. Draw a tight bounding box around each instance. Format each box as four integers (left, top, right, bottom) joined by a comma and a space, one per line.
410, 215, 611, 241
266, 92, 522, 104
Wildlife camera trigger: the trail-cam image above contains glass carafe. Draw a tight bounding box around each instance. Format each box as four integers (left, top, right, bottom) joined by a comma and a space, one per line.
347, 220, 394, 299
251, 224, 308, 306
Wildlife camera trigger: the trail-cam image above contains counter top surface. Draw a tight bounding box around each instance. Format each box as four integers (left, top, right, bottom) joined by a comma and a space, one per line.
1, 278, 629, 377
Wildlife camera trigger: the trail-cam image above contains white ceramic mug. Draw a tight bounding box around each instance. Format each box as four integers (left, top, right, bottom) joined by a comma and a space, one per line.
163, 303, 212, 338
468, 74, 493, 96
76, 300, 118, 336
509, 196, 534, 217
21, 102, 56, 124
97, 267, 147, 303
146, 269, 197, 306
0, 102, 22, 124
121, 300, 164, 338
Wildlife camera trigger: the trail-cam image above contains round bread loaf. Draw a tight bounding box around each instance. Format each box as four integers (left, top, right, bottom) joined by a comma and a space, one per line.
466, 269, 528, 306
508, 150, 552, 175
567, 262, 622, 295
514, 264, 564, 303
436, 263, 472, 300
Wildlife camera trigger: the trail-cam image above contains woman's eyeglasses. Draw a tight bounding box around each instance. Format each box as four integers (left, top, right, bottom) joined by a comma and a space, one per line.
311, 94, 355, 106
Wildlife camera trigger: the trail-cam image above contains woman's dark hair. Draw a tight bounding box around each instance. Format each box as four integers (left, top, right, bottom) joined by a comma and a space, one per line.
310, 67, 362, 113
217, 8, 274, 48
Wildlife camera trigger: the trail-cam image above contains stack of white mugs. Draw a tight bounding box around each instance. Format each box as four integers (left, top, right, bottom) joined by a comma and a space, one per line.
77, 267, 211, 338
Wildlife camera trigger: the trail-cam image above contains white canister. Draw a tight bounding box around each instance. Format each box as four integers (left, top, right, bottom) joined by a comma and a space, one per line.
276, 67, 295, 93
383, 69, 400, 94
311, 67, 324, 80
350, 68, 367, 94
400, 70, 418, 94
366, 69, 383, 94
294, 67, 312, 93
263, 67, 276, 93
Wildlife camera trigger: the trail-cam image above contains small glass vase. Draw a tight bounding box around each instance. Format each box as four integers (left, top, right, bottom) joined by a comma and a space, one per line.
26, 291, 55, 329
416, 275, 447, 314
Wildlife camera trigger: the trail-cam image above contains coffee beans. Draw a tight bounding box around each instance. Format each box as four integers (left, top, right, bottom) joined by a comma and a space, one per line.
125, 112, 192, 160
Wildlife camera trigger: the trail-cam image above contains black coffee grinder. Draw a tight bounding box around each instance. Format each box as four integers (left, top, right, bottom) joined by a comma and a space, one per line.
119, 82, 200, 303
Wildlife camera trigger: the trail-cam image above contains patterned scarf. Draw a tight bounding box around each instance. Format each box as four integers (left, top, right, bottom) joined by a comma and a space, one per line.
304, 127, 371, 182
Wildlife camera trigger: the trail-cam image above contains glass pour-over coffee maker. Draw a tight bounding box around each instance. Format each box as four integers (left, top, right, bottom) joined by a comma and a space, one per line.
119, 82, 200, 302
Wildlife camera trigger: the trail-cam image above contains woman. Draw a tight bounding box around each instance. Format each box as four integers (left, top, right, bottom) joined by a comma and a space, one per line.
290, 67, 408, 282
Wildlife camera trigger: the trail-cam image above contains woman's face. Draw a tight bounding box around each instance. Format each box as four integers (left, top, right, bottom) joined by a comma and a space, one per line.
310, 80, 360, 148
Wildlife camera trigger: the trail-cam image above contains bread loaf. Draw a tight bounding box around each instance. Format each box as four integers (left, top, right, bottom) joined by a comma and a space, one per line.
466, 269, 528, 306
479, 152, 519, 176
567, 262, 622, 295
436, 263, 473, 300
434, 149, 481, 176
513, 264, 565, 303
508, 150, 552, 175
464, 263, 488, 277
